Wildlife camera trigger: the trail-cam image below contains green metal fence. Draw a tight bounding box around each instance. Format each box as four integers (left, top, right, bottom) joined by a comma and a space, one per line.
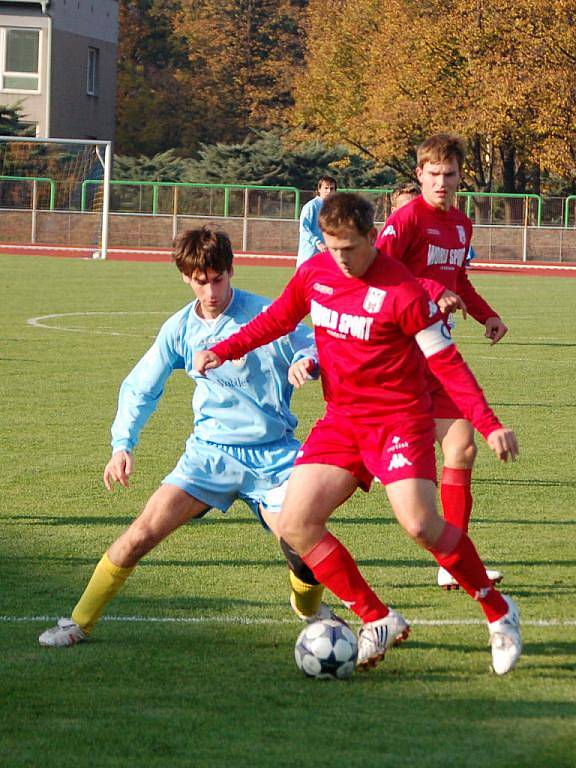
2, 174, 576, 228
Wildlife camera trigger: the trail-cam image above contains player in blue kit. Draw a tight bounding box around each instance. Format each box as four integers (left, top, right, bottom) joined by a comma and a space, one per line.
39, 227, 325, 647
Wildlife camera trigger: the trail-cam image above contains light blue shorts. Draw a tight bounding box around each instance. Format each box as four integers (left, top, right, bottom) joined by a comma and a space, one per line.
162, 434, 300, 528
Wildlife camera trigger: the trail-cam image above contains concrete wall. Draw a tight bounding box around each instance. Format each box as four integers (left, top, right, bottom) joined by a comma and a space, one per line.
50, 29, 116, 139
0, 0, 118, 139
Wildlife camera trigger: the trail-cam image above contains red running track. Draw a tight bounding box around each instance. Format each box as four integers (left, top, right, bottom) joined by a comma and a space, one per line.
2, 243, 576, 277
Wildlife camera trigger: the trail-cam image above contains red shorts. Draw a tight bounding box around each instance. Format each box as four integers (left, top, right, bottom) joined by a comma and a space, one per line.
295, 410, 437, 490
427, 371, 464, 420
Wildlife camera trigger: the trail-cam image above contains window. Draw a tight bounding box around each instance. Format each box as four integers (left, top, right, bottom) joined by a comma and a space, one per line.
1, 28, 40, 92
87, 47, 99, 96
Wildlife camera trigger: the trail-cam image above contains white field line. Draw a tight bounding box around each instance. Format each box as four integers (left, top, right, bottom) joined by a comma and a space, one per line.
5, 243, 576, 269
26, 312, 576, 361
2, 614, 575, 627
27, 310, 170, 337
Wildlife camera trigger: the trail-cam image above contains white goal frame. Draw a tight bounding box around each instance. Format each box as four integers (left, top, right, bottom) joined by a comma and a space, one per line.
0, 135, 112, 259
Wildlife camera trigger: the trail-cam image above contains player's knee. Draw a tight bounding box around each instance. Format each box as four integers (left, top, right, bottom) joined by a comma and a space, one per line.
400, 517, 435, 547
280, 538, 319, 585
444, 437, 477, 467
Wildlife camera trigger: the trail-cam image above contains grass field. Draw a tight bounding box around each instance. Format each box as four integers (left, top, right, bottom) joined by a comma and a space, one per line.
1, 254, 575, 767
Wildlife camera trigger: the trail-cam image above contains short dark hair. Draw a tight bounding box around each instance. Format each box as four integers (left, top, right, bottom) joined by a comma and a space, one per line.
391, 182, 420, 208
172, 227, 233, 277
417, 133, 466, 170
319, 192, 374, 236
316, 175, 338, 193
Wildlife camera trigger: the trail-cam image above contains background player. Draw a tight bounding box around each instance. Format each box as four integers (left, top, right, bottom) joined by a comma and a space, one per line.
377, 134, 508, 590
195, 193, 522, 676
296, 174, 337, 268
390, 181, 420, 213
39, 227, 327, 648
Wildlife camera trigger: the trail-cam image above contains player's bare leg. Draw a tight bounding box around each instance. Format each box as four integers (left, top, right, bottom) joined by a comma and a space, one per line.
39, 485, 209, 646
435, 418, 503, 589
277, 465, 410, 667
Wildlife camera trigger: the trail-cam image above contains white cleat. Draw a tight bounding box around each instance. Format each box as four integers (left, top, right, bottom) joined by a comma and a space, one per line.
38, 617, 87, 648
356, 609, 411, 669
289, 592, 345, 624
488, 595, 522, 675
437, 566, 503, 591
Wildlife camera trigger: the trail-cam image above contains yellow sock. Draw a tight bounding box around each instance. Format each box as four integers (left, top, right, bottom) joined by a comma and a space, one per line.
289, 570, 324, 618
71, 552, 134, 634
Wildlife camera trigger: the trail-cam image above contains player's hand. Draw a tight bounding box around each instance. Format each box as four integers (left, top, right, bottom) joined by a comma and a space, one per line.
194, 350, 223, 375
438, 289, 467, 319
103, 450, 134, 491
485, 317, 508, 345
288, 358, 317, 388
487, 428, 519, 462
317, 242, 329, 253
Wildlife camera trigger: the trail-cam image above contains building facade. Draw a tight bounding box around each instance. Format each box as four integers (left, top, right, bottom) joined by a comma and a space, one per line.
0, 0, 118, 140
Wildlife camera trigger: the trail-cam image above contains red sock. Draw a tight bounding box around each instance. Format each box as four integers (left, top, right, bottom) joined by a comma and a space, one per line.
440, 467, 473, 532
303, 532, 389, 623
428, 523, 508, 622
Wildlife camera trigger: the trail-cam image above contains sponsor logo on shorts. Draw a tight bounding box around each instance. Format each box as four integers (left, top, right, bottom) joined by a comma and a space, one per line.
313, 282, 334, 295
363, 287, 386, 314
388, 453, 413, 471
387, 435, 409, 453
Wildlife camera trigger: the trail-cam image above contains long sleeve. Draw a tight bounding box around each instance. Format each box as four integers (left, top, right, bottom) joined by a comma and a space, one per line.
212, 274, 310, 362
414, 321, 502, 439
456, 269, 499, 324
111, 315, 184, 452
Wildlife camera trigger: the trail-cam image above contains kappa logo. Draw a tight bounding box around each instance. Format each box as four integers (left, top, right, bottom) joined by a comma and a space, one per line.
381, 224, 396, 237
388, 453, 413, 471
313, 282, 334, 296
456, 225, 466, 245
363, 286, 386, 313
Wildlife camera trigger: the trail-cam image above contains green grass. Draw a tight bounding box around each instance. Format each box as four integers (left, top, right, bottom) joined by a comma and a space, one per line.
1, 254, 575, 767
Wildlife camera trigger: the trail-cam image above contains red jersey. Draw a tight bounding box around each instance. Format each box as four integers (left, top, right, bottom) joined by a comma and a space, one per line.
376, 195, 497, 324
211, 251, 501, 439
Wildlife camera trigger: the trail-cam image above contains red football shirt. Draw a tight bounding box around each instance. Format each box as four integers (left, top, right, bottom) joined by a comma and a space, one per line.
211, 251, 501, 438
376, 195, 497, 324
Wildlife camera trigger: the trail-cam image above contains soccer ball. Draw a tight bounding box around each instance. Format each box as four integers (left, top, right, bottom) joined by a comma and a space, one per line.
294, 619, 358, 680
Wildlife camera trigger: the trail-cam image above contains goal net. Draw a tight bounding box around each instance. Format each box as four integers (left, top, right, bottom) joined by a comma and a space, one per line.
0, 136, 112, 258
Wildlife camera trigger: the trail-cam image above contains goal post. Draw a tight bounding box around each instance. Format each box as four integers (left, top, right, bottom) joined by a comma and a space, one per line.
0, 136, 112, 259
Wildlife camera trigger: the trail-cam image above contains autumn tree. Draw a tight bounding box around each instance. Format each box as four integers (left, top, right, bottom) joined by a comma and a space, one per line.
293, 0, 576, 192
172, 0, 308, 138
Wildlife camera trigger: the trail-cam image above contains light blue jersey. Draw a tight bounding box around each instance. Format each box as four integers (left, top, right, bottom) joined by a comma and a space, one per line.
111, 288, 316, 453
297, 196, 325, 267
110, 288, 316, 524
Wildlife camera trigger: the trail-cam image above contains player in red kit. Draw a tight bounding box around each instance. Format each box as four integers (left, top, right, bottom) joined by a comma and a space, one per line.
195, 193, 522, 676
377, 134, 508, 590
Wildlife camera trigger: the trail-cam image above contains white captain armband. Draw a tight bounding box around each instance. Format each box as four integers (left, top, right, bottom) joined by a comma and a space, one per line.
415, 320, 453, 358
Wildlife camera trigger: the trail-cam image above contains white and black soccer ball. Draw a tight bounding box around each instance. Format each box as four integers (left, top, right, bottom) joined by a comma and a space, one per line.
294, 619, 358, 680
